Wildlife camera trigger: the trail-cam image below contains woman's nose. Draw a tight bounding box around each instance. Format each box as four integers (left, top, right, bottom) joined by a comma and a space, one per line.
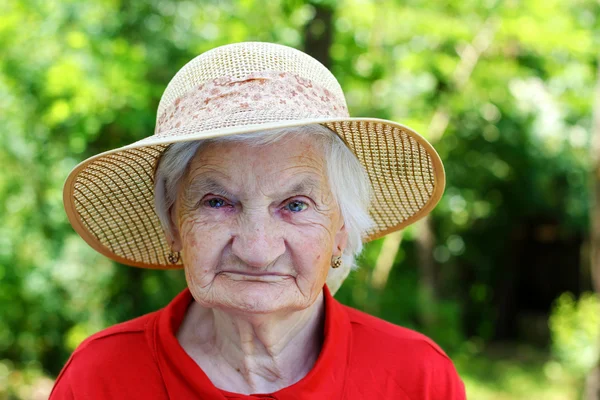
231, 214, 285, 269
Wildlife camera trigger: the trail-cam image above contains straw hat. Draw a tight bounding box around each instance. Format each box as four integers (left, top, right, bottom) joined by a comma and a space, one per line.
63, 41, 445, 273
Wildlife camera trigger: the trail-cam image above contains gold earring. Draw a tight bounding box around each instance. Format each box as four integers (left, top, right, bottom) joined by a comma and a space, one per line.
331, 256, 342, 269
167, 251, 180, 264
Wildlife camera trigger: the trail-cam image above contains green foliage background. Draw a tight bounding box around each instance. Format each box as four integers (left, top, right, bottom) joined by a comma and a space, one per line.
1, 0, 599, 398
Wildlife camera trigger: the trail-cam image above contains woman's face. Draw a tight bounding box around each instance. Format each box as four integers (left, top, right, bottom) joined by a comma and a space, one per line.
170, 135, 347, 314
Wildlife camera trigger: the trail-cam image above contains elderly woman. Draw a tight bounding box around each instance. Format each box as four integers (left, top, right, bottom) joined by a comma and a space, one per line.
51, 42, 465, 399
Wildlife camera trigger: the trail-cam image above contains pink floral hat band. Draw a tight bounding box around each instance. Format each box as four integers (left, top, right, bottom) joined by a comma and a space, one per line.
155, 71, 349, 138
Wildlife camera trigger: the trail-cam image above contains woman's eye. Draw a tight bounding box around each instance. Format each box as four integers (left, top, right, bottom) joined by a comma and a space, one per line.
206, 198, 226, 208
285, 200, 308, 212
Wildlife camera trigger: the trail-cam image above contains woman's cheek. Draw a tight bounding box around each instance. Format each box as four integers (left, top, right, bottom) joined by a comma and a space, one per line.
180, 209, 233, 239
287, 225, 333, 272
284, 208, 338, 248
180, 216, 231, 280
283, 208, 335, 232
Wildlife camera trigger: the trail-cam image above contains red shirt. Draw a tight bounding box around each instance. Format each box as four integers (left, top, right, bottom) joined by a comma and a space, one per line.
50, 286, 466, 399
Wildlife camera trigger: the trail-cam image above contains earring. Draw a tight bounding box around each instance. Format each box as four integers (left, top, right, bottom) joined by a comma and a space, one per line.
331, 256, 342, 269
167, 251, 180, 264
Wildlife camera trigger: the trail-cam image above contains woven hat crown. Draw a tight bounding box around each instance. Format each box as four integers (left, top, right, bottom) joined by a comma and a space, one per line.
158, 42, 347, 118
153, 42, 350, 140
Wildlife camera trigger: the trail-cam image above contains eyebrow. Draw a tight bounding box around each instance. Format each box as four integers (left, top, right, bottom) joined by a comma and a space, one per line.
185, 175, 324, 202
282, 177, 323, 198
186, 177, 234, 201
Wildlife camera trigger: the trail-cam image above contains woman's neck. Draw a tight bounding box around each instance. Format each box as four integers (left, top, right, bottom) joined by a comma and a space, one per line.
177, 292, 325, 395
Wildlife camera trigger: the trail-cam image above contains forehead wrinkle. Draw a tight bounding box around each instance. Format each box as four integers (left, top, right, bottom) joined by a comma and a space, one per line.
182, 142, 330, 200
263, 159, 327, 192
288, 152, 325, 170
186, 160, 233, 180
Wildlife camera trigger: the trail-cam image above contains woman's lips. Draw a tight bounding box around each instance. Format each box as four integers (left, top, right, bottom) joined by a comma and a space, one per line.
218, 271, 293, 281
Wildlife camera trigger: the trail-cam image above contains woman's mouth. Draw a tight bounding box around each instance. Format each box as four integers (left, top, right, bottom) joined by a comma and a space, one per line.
218, 271, 293, 282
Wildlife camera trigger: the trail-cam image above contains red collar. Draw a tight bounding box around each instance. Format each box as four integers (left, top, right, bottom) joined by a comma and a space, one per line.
152, 285, 351, 400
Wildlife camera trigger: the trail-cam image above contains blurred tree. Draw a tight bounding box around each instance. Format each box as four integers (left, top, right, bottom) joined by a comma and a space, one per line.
415, 13, 498, 329
585, 56, 600, 400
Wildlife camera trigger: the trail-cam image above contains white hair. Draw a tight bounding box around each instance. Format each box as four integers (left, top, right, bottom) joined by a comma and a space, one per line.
153, 124, 374, 275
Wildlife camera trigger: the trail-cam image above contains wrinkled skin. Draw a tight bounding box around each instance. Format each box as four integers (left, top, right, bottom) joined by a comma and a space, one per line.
169, 135, 348, 316
167, 136, 348, 394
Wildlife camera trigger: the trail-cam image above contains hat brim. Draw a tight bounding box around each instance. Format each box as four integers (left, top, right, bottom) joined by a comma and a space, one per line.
64, 116, 445, 270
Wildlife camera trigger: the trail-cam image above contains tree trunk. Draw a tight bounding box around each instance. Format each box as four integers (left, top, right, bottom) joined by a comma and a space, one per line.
302, 1, 334, 69
372, 231, 404, 290
415, 217, 438, 326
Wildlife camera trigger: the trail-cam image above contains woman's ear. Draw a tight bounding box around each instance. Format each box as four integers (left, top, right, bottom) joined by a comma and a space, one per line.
333, 223, 348, 256
165, 202, 182, 252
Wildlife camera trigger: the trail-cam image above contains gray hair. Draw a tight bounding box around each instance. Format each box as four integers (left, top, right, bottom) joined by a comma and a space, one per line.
153, 124, 374, 274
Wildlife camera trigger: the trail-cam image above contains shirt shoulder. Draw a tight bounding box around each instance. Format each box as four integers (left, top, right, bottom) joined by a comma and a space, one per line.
342, 305, 466, 400
69, 311, 156, 364
344, 305, 449, 358
50, 311, 167, 399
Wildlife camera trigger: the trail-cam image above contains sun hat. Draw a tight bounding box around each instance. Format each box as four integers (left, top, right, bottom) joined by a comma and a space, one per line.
63, 41, 445, 272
